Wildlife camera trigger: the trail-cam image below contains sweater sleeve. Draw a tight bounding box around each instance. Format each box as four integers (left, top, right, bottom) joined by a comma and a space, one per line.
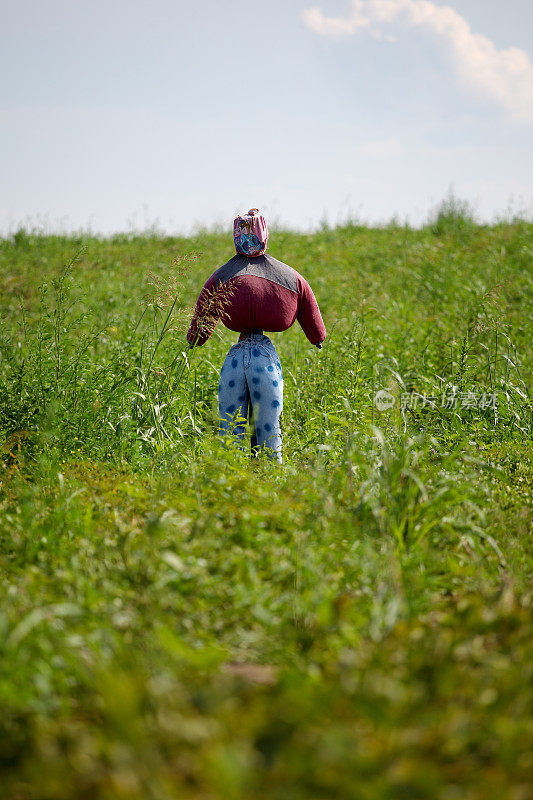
186, 273, 219, 347
296, 276, 326, 346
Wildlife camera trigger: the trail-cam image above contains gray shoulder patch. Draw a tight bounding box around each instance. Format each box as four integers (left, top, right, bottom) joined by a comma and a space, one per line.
213, 254, 298, 294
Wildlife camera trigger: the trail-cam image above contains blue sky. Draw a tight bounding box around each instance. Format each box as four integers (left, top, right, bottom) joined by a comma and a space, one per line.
1, 0, 532, 234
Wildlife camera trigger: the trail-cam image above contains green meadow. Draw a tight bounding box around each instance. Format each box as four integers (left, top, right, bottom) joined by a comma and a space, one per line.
1, 207, 532, 799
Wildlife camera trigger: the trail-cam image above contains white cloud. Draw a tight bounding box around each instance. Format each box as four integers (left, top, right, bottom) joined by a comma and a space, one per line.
302, 0, 533, 123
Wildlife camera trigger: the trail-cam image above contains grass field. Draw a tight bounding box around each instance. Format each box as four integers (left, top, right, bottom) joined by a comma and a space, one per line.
1, 208, 532, 799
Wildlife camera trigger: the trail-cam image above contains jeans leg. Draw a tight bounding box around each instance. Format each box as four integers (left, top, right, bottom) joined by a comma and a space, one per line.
245, 338, 283, 462
218, 345, 249, 444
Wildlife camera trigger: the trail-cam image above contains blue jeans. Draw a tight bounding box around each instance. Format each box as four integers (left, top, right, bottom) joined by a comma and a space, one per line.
218, 334, 283, 462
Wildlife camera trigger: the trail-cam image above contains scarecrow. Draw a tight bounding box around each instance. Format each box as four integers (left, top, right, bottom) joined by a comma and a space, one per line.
187, 209, 326, 462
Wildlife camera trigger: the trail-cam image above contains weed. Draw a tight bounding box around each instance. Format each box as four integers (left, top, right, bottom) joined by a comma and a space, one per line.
0, 218, 531, 798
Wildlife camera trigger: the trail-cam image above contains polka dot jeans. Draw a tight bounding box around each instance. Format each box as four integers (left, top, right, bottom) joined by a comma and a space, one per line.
218, 334, 283, 463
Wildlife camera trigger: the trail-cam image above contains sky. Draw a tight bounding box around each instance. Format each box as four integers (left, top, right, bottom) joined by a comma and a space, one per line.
1, 0, 532, 235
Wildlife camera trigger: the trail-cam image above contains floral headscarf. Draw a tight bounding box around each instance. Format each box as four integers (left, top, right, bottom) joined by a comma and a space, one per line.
233, 208, 269, 257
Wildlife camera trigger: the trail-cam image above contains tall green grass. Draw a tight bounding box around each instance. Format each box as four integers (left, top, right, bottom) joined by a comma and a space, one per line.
0, 215, 532, 799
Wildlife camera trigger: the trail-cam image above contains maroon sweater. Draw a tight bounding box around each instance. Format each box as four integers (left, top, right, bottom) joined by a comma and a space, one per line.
187, 253, 326, 347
